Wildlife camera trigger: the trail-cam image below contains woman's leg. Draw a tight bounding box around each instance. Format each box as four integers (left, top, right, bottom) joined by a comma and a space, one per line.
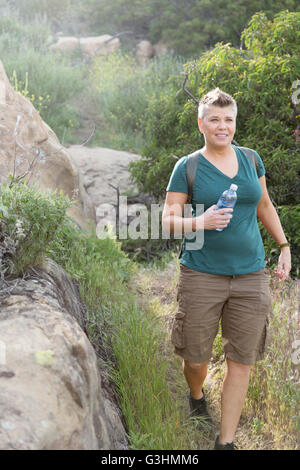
219, 358, 252, 444
182, 359, 209, 399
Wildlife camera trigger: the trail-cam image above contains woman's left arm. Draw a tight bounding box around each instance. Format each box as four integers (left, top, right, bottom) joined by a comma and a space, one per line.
256, 176, 291, 281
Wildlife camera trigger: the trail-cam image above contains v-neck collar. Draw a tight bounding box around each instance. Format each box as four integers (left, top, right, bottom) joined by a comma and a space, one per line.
198, 145, 240, 180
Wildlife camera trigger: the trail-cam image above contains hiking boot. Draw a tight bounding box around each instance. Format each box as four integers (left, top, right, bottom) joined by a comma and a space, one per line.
189, 389, 213, 430
214, 435, 238, 450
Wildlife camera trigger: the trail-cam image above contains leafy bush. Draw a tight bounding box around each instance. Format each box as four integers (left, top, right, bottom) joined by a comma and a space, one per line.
0, 181, 71, 277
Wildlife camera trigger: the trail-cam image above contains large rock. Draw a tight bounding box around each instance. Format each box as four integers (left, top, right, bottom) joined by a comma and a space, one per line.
136, 40, 154, 64
67, 145, 141, 234
79, 35, 120, 57
49, 36, 80, 53
0, 61, 96, 230
0, 259, 128, 450
50, 35, 120, 57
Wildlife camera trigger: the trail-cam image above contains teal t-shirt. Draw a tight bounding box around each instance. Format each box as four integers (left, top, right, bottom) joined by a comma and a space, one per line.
166, 145, 266, 275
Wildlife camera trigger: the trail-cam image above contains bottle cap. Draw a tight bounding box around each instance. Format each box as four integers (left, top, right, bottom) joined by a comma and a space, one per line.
230, 184, 238, 191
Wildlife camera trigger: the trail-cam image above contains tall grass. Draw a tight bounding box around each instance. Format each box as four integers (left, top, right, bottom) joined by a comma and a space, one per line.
49, 226, 202, 450
0, 12, 85, 142
89, 51, 185, 153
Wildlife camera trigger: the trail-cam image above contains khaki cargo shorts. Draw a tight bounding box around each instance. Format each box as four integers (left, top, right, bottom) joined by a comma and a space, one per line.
171, 264, 272, 365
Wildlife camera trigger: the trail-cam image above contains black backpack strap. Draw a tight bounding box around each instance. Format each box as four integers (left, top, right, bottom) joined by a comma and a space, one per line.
237, 146, 259, 175
186, 150, 200, 203
178, 151, 199, 259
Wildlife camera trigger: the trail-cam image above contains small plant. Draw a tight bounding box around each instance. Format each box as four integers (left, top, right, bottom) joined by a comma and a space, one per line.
0, 180, 72, 278
10, 70, 51, 114
252, 417, 265, 433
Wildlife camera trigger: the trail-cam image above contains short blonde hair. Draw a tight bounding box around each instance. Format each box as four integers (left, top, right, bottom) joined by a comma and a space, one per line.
198, 87, 237, 120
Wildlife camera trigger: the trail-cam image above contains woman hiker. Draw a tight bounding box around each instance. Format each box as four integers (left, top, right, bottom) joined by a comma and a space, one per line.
162, 87, 291, 450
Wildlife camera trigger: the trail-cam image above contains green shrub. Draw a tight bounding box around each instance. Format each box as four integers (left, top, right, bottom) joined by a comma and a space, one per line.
0, 181, 71, 277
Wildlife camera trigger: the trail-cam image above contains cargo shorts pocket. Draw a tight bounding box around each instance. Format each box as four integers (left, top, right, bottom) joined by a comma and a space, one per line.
258, 315, 270, 355
171, 314, 185, 349
171, 284, 186, 349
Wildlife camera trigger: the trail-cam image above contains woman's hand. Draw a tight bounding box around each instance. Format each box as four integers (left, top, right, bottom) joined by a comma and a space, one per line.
203, 204, 233, 230
274, 247, 291, 281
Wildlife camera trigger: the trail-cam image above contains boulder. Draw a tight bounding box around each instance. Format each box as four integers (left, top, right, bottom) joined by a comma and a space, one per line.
66, 145, 141, 235
0, 259, 128, 450
49, 36, 80, 53
79, 35, 120, 57
49, 35, 120, 57
136, 40, 154, 64
0, 60, 96, 231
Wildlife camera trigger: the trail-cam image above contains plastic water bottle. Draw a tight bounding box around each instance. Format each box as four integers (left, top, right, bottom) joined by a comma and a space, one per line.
215, 184, 238, 231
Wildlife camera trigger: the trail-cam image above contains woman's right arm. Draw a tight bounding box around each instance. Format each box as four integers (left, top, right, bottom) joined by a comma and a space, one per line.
162, 191, 234, 234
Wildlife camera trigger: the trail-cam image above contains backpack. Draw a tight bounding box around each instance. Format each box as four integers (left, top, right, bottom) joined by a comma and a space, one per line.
178, 146, 259, 258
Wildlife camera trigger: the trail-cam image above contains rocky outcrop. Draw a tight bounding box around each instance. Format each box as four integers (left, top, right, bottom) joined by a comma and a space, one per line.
67, 145, 141, 235
49, 34, 167, 63
0, 60, 96, 230
0, 259, 128, 450
50, 35, 120, 57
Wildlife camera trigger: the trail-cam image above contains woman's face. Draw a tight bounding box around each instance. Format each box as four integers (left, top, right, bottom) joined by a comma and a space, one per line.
198, 105, 236, 148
